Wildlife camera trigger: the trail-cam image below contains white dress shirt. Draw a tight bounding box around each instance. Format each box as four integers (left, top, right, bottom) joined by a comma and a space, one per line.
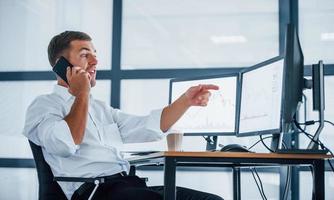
22, 85, 164, 199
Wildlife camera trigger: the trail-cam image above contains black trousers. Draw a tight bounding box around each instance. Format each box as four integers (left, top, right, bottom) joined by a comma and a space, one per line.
71, 175, 223, 200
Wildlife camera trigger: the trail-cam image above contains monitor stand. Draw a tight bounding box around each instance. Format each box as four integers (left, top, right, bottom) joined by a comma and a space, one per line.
271, 122, 328, 154
271, 133, 282, 152
204, 136, 218, 151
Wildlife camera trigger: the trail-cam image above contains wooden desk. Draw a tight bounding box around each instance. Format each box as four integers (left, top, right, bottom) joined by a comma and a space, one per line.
128, 151, 331, 200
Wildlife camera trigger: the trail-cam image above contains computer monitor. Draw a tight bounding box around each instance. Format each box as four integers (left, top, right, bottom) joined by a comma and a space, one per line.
169, 73, 238, 136
236, 24, 305, 149
307, 60, 325, 150
268, 24, 306, 151
281, 23, 305, 126
236, 56, 285, 137
312, 61, 325, 113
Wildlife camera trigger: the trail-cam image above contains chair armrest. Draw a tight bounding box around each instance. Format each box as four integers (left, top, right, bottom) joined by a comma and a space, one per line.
54, 176, 105, 183
55, 175, 148, 183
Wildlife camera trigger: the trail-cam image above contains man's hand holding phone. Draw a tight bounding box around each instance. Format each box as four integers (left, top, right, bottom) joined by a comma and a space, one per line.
53, 56, 91, 97
66, 66, 91, 97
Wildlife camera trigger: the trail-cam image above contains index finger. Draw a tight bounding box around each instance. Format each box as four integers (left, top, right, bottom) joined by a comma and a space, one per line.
72, 66, 82, 71
199, 84, 219, 91
66, 67, 72, 76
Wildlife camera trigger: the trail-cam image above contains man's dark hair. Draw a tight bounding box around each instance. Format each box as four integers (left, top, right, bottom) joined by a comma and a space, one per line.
47, 31, 91, 66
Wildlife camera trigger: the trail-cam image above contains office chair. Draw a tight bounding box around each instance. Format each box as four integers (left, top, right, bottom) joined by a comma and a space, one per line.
29, 140, 107, 200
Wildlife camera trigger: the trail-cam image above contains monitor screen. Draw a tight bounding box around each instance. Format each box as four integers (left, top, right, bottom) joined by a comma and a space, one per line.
169, 74, 238, 136
237, 56, 284, 136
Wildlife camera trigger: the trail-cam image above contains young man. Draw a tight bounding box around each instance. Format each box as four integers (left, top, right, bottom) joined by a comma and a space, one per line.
23, 31, 223, 200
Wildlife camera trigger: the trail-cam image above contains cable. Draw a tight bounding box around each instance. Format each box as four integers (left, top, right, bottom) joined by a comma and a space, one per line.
226, 136, 289, 199
250, 168, 265, 199
258, 135, 291, 200
248, 136, 291, 200
223, 137, 270, 199
253, 168, 268, 200
282, 166, 292, 200
327, 148, 334, 158
297, 120, 316, 126
294, 120, 333, 156
259, 134, 289, 152
259, 135, 275, 153
249, 135, 287, 152
248, 136, 273, 150
250, 168, 267, 200
308, 165, 315, 200
328, 159, 334, 173
327, 150, 334, 173
324, 120, 334, 127
295, 119, 334, 163
294, 120, 334, 167
298, 119, 334, 127
247, 137, 270, 200
293, 120, 326, 150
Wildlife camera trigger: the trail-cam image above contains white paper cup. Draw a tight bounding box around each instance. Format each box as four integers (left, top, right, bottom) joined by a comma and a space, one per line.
167, 132, 183, 151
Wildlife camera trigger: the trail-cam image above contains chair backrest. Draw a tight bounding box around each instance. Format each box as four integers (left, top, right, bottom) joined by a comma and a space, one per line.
29, 140, 67, 200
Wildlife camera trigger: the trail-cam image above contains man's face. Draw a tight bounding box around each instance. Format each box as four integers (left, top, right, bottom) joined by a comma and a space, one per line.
67, 40, 98, 87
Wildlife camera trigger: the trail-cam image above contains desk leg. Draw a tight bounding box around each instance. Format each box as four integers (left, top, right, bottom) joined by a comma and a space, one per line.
164, 157, 176, 200
291, 166, 299, 200
313, 160, 325, 200
233, 168, 241, 200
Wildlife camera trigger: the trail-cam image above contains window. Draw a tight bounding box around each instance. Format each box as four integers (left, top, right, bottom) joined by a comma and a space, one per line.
122, 0, 279, 69
120, 79, 169, 115
299, 0, 334, 64
0, 0, 112, 71
0, 80, 110, 158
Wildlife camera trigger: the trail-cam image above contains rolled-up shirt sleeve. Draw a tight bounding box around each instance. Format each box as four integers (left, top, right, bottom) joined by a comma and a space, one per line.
112, 108, 165, 143
23, 96, 78, 157
37, 114, 78, 157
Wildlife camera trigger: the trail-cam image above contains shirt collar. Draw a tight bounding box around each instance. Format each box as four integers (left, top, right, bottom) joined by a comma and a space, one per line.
53, 85, 74, 101
53, 84, 93, 101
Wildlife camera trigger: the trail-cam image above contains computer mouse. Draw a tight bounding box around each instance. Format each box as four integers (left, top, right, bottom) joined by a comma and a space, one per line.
220, 144, 251, 152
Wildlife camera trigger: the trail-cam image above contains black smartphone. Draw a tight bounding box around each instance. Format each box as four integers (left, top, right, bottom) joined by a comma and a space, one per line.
52, 56, 73, 84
